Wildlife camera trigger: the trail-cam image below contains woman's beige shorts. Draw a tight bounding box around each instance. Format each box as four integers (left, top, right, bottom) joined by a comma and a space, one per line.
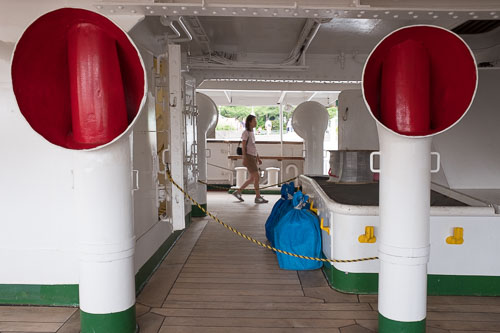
243, 154, 258, 173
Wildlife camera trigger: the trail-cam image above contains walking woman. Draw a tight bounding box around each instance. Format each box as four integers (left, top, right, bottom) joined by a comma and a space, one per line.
232, 115, 268, 204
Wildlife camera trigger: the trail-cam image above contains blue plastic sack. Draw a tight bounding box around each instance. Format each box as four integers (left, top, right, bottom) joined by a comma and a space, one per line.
274, 191, 323, 270
265, 182, 295, 246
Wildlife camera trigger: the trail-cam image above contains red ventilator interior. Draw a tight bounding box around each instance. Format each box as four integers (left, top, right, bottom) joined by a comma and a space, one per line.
12, 8, 145, 149
363, 26, 477, 137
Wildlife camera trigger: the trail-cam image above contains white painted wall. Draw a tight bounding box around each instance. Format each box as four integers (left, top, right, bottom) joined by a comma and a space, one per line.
433, 69, 500, 190
336, 71, 500, 195
133, 51, 159, 240
0, 2, 82, 284
131, 48, 176, 272
0, 84, 78, 283
0, 4, 176, 285
338, 89, 379, 151
337, 89, 451, 185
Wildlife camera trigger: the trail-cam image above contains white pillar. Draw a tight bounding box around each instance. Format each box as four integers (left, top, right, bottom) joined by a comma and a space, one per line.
235, 167, 248, 188
74, 136, 136, 316
266, 167, 280, 186
279, 103, 284, 182
168, 44, 185, 231
377, 124, 431, 324
193, 93, 218, 216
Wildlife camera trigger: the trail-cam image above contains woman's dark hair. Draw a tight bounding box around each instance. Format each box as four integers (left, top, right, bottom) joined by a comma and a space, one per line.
245, 115, 256, 131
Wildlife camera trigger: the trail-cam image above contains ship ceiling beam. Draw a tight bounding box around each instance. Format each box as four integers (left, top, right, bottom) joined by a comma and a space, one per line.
223, 90, 232, 103
282, 18, 325, 66
197, 79, 360, 91
95, 2, 500, 19
186, 17, 327, 70
307, 91, 318, 101
278, 91, 287, 104
181, 16, 212, 56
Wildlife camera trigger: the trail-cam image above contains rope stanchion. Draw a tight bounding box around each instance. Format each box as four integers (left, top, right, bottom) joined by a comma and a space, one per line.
168, 167, 378, 264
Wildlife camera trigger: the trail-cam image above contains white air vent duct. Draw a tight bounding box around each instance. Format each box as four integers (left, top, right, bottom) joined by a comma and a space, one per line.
194, 93, 218, 215
291, 101, 329, 175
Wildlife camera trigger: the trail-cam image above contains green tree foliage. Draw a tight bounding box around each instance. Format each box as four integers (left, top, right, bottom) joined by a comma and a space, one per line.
215, 124, 236, 131
218, 105, 283, 131
218, 106, 251, 121
218, 105, 338, 132
327, 106, 337, 119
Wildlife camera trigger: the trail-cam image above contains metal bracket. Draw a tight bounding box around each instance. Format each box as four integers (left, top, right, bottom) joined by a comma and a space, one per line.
370, 152, 380, 173
431, 152, 441, 173
133, 170, 140, 191
320, 218, 331, 235
169, 93, 177, 107
162, 147, 170, 166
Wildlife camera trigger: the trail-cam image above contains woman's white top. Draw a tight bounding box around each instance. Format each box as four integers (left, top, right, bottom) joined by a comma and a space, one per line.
241, 130, 257, 156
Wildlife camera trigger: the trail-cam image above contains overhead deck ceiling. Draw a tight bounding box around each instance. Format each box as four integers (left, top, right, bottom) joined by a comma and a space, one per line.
104, 0, 500, 105
197, 88, 340, 106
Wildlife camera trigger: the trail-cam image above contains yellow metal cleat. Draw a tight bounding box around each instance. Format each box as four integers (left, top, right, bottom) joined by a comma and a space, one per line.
320, 218, 331, 235
446, 227, 464, 245
358, 226, 376, 243
309, 201, 318, 214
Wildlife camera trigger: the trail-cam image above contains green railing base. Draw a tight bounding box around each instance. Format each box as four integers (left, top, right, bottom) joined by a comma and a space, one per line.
379, 313, 425, 333
81, 305, 136, 333
191, 203, 207, 217
323, 262, 500, 296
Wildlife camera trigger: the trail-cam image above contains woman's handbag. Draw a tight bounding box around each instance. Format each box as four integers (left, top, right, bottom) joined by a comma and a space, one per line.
236, 133, 248, 155
236, 142, 243, 155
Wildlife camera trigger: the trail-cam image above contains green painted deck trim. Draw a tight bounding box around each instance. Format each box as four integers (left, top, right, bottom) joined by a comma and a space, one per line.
427, 274, 500, 296
322, 262, 379, 294
379, 313, 425, 333
323, 263, 500, 296
192, 203, 207, 217
0, 284, 79, 306
0, 213, 191, 306
81, 305, 136, 333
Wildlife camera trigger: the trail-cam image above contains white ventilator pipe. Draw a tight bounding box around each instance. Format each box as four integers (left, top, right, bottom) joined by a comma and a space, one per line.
362, 25, 477, 332
193, 93, 218, 216
11, 8, 147, 333
377, 128, 432, 324
75, 136, 136, 318
292, 101, 329, 175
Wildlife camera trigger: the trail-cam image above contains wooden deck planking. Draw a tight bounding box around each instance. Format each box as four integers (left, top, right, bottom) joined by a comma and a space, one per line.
5, 192, 500, 332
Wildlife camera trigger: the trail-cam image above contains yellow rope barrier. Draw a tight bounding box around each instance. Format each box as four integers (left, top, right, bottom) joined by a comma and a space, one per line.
167, 168, 378, 264
198, 175, 299, 191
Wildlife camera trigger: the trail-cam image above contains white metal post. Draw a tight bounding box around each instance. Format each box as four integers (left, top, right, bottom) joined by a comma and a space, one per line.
362, 26, 477, 332
75, 135, 136, 330
168, 44, 186, 231
279, 103, 284, 182
194, 93, 218, 215
377, 124, 431, 327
